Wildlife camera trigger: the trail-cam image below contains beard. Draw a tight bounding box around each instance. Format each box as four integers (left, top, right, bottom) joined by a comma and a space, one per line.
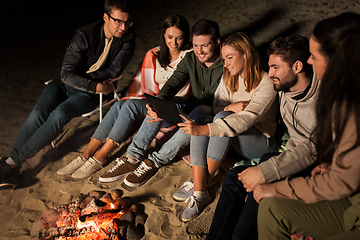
273, 74, 298, 92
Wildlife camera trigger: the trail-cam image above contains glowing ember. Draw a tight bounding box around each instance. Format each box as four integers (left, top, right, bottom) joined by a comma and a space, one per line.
38, 190, 133, 240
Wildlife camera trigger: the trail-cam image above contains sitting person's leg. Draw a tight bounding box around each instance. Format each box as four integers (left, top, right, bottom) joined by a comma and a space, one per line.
231, 126, 276, 161
206, 152, 279, 240
57, 100, 127, 176
9, 84, 98, 167
124, 128, 190, 187
93, 116, 166, 183
231, 152, 280, 240
258, 196, 354, 240
206, 165, 249, 240
182, 111, 233, 221
126, 117, 164, 161
174, 110, 233, 200
123, 105, 214, 187
181, 134, 219, 222
92, 99, 148, 162
69, 99, 149, 179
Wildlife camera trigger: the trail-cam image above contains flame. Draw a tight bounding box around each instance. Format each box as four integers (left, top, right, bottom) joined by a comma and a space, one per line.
77, 220, 99, 232
110, 203, 115, 209
54, 209, 126, 240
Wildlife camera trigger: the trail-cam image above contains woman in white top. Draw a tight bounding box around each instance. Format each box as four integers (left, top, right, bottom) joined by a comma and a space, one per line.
57, 15, 191, 179
175, 32, 278, 221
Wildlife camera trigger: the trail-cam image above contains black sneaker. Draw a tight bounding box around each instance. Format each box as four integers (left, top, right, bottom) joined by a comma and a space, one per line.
0, 157, 20, 189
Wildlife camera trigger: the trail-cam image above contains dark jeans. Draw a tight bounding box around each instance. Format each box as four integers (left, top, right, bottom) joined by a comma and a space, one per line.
9, 83, 98, 165
207, 151, 314, 240
206, 152, 280, 240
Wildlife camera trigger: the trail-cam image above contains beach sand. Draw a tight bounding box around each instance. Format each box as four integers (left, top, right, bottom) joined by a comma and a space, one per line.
1, 0, 360, 239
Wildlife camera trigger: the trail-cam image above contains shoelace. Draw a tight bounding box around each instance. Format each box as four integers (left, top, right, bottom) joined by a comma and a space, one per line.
82, 158, 96, 169
69, 156, 85, 166
108, 158, 125, 173
185, 196, 199, 211
133, 161, 152, 178
180, 182, 194, 192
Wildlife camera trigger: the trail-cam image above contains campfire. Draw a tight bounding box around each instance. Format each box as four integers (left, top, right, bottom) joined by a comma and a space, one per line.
34, 189, 146, 240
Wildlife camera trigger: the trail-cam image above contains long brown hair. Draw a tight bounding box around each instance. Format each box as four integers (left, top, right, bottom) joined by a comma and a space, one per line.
220, 32, 262, 93
312, 12, 360, 167
158, 15, 190, 68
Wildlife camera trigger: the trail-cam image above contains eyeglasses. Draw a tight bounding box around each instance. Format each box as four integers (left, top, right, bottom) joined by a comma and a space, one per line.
106, 13, 133, 27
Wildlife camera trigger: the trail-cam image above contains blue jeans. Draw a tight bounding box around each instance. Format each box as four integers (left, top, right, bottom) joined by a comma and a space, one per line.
126, 116, 167, 162
206, 152, 280, 240
10, 83, 98, 165
148, 105, 214, 168
127, 104, 213, 167
191, 111, 275, 167
92, 99, 148, 145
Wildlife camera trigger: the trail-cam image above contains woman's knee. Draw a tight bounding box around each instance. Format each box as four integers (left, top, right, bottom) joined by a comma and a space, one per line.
189, 105, 212, 119
112, 99, 127, 111
191, 160, 207, 168
214, 111, 232, 120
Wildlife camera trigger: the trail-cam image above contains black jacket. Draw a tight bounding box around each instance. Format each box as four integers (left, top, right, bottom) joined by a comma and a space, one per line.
54, 20, 136, 93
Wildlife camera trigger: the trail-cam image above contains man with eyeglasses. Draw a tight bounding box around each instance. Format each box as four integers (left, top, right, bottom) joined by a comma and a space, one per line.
0, 0, 135, 188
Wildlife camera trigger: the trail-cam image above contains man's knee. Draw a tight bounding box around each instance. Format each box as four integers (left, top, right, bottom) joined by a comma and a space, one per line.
258, 197, 286, 223
48, 107, 72, 124
224, 166, 247, 183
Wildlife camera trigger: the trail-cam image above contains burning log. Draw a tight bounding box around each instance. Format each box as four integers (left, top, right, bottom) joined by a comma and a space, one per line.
39, 225, 95, 239
81, 198, 106, 215
36, 189, 145, 240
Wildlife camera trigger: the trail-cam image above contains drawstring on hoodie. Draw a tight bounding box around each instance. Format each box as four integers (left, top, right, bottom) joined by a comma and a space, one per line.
292, 101, 305, 137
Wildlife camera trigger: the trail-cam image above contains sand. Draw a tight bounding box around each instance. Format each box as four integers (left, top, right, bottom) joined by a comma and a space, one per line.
1, 0, 360, 239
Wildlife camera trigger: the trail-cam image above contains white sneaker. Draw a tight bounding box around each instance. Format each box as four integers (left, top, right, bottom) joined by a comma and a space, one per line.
71, 157, 104, 179
57, 155, 87, 175
173, 182, 194, 201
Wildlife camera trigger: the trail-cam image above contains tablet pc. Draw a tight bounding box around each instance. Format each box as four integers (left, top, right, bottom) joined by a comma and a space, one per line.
144, 93, 182, 125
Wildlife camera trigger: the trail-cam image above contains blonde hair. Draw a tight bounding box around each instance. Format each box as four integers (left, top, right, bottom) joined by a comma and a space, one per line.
220, 32, 262, 93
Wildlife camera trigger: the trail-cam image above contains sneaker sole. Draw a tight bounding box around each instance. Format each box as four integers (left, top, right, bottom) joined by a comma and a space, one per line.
182, 212, 201, 222
123, 177, 149, 187
0, 182, 16, 189
172, 194, 188, 202
99, 172, 131, 183
57, 169, 79, 176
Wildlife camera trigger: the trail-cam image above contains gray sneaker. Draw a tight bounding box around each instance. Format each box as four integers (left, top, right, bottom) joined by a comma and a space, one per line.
181, 192, 211, 222
57, 155, 87, 175
71, 157, 104, 179
173, 182, 194, 201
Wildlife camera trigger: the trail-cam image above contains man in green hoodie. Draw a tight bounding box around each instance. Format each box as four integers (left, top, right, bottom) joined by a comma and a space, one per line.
97, 19, 223, 187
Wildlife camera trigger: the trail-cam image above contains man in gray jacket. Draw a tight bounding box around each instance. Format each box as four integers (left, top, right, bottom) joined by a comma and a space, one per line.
206, 35, 319, 240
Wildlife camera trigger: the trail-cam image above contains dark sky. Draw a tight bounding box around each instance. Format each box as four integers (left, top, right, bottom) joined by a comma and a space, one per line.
0, 1, 121, 88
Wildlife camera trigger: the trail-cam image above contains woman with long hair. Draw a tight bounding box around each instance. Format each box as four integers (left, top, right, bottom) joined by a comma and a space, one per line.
57, 15, 191, 179
255, 12, 360, 239
176, 32, 278, 221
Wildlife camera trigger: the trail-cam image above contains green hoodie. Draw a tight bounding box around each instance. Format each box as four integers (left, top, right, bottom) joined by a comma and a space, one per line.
157, 50, 223, 114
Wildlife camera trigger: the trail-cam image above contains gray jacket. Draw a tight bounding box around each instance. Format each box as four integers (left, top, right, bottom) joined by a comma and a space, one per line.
259, 72, 320, 182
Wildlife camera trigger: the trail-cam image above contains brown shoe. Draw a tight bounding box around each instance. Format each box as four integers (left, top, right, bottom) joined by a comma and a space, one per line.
124, 159, 157, 187
99, 157, 139, 183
